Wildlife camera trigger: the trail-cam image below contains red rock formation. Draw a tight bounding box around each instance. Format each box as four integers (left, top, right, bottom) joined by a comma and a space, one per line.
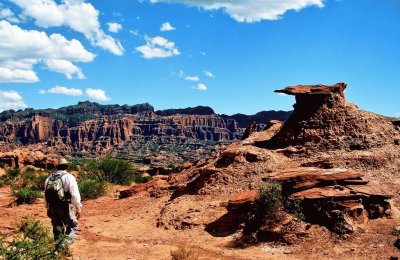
0, 148, 58, 168
0, 112, 244, 153
264, 83, 399, 151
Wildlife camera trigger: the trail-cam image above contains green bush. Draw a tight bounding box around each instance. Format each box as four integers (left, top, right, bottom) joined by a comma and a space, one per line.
14, 187, 41, 204
6, 168, 21, 180
83, 157, 136, 185
133, 174, 153, 184
286, 200, 305, 221
0, 216, 62, 259
18, 169, 49, 191
23, 167, 35, 173
69, 163, 79, 171
256, 181, 284, 227
30, 173, 49, 191
78, 175, 108, 200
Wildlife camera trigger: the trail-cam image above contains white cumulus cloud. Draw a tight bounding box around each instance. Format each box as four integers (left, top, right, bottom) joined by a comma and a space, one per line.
0, 90, 27, 112
150, 0, 324, 22
0, 8, 21, 23
108, 22, 122, 33
204, 70, 215, 78
136, 36, 180, 59
47, 86, 83, 96
85, 88, 110, 101
10, 0, 124, 55
185, 75, 200, 81
196, 83, 207, 91
0, 67, 38, 83
0, 9, 14, 19
179, 70, 199, 81
0, 21, 94, 82
45, 59, 85, 79
160, 22, 175, 31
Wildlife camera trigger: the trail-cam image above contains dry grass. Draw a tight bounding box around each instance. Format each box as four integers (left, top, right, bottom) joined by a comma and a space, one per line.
170, 244, 198, 260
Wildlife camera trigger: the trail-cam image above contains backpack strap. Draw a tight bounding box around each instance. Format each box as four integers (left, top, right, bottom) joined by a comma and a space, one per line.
46, 171, 67, 190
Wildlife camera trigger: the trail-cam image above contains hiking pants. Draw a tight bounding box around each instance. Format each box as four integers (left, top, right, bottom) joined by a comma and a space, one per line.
48, 203, 78, 247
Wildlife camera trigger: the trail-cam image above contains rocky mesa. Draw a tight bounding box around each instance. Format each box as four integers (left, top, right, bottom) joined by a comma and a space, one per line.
122, 82, 400, 258
0, 102, 290, 165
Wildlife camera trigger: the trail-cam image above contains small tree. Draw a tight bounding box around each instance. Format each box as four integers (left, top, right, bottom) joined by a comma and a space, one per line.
83, 157, 136, 185
0, 216, 63, 259
256, 181, 284, 228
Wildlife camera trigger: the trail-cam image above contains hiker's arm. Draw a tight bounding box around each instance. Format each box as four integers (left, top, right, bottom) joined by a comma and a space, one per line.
68, 175, 82, 214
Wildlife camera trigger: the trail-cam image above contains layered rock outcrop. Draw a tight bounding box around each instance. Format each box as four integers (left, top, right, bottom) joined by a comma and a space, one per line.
263, 83, 399, 152
150, 82, 400, 243
0, 102, 290, 159
0, 113, 243, 152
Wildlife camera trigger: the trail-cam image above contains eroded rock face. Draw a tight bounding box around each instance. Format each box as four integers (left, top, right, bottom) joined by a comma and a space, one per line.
267, 167, 393, 234
211, 167, 393, 238
264, 83, 399, 152
0, 148, 58, 169
0, 113, 244, 152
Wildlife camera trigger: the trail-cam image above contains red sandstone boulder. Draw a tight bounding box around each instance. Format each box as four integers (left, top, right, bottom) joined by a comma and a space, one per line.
227, 190, 258, 208
275, 82, 347, 95
119, 178, 169, 198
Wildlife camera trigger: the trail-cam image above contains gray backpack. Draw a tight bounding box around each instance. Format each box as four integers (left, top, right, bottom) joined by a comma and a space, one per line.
45, 172, 71, 206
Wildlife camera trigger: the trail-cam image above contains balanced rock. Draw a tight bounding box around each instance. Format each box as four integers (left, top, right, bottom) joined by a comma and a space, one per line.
262, 83, 399, 152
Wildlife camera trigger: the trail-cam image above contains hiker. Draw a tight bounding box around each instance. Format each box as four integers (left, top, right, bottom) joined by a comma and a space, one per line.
44, 158, 82, 250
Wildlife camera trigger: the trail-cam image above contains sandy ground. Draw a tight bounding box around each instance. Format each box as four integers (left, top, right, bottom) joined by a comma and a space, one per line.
1, 185, 399, 260
0, 186, 294, 260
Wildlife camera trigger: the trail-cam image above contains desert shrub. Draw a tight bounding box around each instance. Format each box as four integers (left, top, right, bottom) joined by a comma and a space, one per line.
170, 244, 197, 260
69, 163, 79, 171
2, 167, 47, 204
24, 167, 35, 173
13, 187, 41, 204
6, 168, 21, 180
285, 200, 305, 221
0, 168, 20, 187
0, 216, 61, 259
256, 181, 284, 228
133, 174, 153, 184
167, 163, 177, 171
83, 157, 136, 185
20, 169, 47, 187
78, 174, 108, 200
30, 173, 49, 191
392, 227, 400, 237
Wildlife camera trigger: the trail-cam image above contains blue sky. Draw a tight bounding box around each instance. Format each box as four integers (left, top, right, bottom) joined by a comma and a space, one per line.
0, 0, 399, 116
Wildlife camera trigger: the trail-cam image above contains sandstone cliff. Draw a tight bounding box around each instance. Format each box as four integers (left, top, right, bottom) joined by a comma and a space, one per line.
0, 103, 290, 157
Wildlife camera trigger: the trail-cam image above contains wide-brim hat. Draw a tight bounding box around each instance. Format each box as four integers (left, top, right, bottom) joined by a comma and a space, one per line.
58, 158, 71, 166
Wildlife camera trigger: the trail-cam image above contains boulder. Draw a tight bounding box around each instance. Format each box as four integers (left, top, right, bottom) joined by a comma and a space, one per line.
262, 167, 393, 234
119, 178, 169, 198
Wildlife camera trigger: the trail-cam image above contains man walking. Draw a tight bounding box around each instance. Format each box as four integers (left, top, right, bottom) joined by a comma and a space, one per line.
44, 158, 82, 252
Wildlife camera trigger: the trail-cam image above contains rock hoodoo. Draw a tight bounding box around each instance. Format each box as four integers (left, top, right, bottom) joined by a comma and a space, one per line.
262, 83, 399, 152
